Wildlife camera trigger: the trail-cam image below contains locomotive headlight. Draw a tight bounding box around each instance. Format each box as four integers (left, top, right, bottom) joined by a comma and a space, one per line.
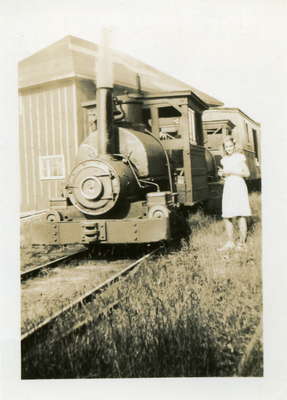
80, 176, 103, 200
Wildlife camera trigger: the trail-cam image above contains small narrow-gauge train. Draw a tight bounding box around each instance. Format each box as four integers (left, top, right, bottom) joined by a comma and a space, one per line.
29, 45, 260, 247
30, 83, 217, 246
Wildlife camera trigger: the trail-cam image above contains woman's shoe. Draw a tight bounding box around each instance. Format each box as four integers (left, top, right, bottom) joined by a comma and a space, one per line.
217, 241, 235, 252
236, 243, 246, 251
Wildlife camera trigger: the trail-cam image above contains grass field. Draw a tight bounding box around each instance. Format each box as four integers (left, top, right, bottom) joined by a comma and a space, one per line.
22, 192, 262, 379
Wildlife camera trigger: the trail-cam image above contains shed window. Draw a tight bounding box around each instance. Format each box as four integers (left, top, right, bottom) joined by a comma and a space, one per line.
39, 155, 65, 180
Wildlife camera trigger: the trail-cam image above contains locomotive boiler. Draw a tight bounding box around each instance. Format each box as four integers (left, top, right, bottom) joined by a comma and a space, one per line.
67, 96, 172, 220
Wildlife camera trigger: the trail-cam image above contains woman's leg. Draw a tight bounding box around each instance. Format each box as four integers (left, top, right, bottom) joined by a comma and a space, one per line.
238, 216, 247, 244
218, 218, 235, 251
225, 218, 234, 243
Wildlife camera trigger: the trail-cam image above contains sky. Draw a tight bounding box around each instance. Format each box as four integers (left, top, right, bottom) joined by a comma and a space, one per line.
1, 0, 287, 399
4, 0, 286, 124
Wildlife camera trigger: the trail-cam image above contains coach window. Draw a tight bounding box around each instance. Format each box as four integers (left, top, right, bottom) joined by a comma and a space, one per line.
158, 107, 182, 140
252, 129, 259, 160
245, 122, 250, 143
206, 128, 223, 135
205, 127, 223, 149
39, 155, 65, 180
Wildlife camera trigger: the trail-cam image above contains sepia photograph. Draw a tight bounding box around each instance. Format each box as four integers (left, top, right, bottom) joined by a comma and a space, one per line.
19, 31, 263, 379
1, 0, 287, 398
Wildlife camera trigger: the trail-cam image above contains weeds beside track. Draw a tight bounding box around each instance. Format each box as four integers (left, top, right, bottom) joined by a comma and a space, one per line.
21, 247, 161, 377
21, 192, 262, 378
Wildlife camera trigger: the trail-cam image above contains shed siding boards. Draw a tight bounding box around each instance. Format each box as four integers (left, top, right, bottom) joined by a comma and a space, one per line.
19, 79, 96, 212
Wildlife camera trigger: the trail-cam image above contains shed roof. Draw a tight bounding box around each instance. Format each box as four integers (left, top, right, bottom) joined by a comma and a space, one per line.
18, 35, 223, 107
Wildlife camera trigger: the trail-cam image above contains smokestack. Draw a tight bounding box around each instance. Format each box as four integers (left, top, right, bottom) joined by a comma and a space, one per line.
96, 28, 114, 156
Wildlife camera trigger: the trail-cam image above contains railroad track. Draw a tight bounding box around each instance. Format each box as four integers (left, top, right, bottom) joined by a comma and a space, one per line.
21, 247, 161, 357
21, 248, 88, 282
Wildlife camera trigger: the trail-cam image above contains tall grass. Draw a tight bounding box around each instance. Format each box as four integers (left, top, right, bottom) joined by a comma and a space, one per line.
22, 193, 262, 378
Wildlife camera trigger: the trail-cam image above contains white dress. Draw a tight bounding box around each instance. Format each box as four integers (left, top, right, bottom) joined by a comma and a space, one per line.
221, 153, 252, 218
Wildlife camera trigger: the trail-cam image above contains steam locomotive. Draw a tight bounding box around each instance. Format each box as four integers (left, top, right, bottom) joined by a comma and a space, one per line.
30, 75, 221, 247
30, 82, 263, 247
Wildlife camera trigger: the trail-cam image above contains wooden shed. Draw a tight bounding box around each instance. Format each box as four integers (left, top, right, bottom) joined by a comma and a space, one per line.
19, 35, 223, 214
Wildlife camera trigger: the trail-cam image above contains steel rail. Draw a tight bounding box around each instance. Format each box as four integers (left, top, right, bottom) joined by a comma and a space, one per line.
20, 209, 48, 220
53, 293, 129, 348
21, 248, 88, 282
21, 247, 160, 355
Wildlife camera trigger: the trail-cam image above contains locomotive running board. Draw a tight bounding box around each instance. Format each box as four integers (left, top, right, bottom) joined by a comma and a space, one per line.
28, 217, 171, 245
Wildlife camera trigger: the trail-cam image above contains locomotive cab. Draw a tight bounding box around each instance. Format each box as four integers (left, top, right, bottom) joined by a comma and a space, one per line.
140, 91, 215, 206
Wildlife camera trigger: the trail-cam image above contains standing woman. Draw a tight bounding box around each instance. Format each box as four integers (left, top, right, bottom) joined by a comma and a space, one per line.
218, 137, 251, 251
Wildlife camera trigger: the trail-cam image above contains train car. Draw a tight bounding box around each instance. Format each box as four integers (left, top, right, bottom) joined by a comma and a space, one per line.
202, 108, 261, 186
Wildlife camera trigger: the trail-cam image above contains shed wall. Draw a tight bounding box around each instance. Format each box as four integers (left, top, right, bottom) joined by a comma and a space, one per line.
19, 80, 81, 212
